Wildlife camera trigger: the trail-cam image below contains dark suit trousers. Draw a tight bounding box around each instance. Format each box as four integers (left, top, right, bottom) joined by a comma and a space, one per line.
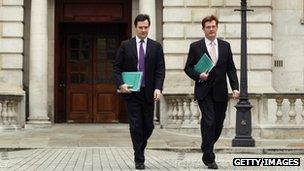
124, 88, 154, 163
197, 89, 227, 164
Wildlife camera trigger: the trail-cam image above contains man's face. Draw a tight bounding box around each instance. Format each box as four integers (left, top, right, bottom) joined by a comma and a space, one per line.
135, 19, 150, 39
202, 20, 218, 41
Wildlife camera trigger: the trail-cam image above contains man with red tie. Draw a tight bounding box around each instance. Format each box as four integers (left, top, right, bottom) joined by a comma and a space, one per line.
184, 15, 240, 169
114, 14, 165, 170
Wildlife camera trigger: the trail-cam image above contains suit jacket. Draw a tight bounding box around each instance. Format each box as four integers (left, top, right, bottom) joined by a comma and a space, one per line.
184, 38, 239, 102
114, 37, 165, 103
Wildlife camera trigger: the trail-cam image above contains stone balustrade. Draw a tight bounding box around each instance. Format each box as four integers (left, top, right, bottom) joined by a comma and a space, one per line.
162, 93, 304, 139
262, 93, 304, 125
165, 94, 200, 129
0, 95, 23, 130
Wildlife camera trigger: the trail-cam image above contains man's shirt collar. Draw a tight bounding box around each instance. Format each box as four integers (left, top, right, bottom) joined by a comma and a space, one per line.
205, 37, 218, 46
136, 36, 147, 44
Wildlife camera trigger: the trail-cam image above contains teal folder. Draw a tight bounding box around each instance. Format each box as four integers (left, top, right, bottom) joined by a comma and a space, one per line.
194, 53, 215, 73
121, 71, 143, 92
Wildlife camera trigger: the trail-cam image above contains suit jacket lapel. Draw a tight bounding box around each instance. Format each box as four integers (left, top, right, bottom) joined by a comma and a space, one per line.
131, 37, 138, 63
216, 38, 223, 66
201, 38, 212, 61
145, 38, 152, 59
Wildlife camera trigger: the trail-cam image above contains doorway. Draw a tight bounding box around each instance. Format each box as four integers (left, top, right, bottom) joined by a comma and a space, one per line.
56, 23, 128, 123
54, 0, 131, 123
67, 24, 123, 123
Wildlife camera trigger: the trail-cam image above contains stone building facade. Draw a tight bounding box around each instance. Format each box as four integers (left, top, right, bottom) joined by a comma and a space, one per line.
0, 0, 303, 139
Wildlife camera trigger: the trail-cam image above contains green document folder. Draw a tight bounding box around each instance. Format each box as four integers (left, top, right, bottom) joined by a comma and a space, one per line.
194, 53, 215, 73
121, 71, 143, 92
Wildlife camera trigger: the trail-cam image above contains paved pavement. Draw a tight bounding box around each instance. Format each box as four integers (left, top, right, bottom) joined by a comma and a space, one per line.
0, 124, 303, 170
0, 124, 303, 150
0, 148, 303, 170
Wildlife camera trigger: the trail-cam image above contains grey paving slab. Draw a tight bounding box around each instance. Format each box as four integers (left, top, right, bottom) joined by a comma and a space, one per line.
64, 149, 79, 171
105, 147, 121, 170
116, 148, 133, 170
99, 148, 111, 171
83, 148, 93, 171
73, 148, 86, 170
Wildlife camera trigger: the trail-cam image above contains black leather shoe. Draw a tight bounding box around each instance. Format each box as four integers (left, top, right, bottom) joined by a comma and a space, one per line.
207, 161, 218, 169
135, 163, 145, 170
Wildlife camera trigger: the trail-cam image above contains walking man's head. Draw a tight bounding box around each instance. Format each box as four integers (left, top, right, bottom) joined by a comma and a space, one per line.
202, 15, 219, 41
134, 14, 151, 40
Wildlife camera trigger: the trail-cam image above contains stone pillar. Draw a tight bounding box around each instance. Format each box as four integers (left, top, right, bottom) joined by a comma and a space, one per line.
27, 0, 51, 127
139, 0, 156, 39
139, 0, 157, 122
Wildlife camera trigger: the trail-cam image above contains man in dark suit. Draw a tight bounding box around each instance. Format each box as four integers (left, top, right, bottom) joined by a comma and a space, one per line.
184, 15, 240, 169
113, 14, 165, 170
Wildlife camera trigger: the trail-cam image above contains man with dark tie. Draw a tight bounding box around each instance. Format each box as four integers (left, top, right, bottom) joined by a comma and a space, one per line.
184, 15, 240, 169
113, 14, 165, 170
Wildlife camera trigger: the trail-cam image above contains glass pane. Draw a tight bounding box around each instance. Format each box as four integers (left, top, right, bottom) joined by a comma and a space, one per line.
107, 38, 117, 60
70, 50, 79, 60
80, 50, 89, 60
105, 64, 114, 83
70, 38, 80, 49
107, 38, 116, 49
97, 62, 105, 83
97, 38, 106, 59
95, 61, 115, 84
107, 52, 116, 60
79, 74, 85, 83
82, 39, 90, 49
94, 37, 118, 84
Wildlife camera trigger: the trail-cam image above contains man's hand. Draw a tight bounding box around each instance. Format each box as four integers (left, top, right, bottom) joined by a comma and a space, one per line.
119, 84, 132, 94
232, 90, 240, 99
154, 89, 162, 101
199, 72, 209, 81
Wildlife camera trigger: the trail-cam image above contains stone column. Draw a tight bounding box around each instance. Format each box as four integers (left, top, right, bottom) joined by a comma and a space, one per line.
301, 0, 304, 24
139, 0, 156, 40
139, 0, 157, 122
27, 0, 51, 127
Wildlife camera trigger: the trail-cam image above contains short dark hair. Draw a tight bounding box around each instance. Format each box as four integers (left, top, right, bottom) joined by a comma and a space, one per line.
134, 14, 151, 27
202, 15, 219, 28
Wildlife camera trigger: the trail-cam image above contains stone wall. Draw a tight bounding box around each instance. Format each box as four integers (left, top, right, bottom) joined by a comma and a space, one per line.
0, 0, 25, 128
272, 0, 304, 92
162, 0, 274, 94
0, 0, 24, 87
